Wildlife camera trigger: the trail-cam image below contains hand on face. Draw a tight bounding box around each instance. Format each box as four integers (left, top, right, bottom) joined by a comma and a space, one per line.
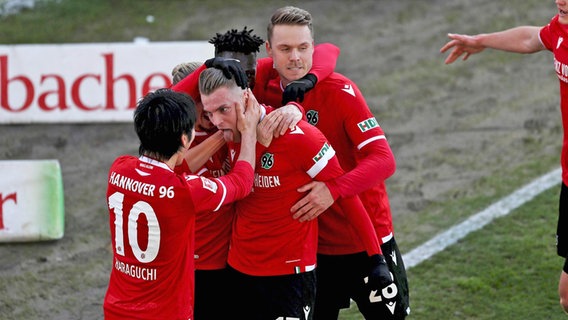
236, 88, 261, 139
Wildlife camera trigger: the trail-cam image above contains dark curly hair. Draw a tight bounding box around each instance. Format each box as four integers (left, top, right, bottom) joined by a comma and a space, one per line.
208, 26, 264, 55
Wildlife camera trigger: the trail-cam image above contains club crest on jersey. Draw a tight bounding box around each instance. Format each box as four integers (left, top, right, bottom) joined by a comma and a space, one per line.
306, 110, 319, 126
200, 176, 218, 193
357, 117, 379, 132
260, 152, 274, 169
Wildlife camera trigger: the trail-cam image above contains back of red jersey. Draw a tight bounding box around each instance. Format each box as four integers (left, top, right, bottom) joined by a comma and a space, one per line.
176, 130, 234, 270
104, 155, 252, 319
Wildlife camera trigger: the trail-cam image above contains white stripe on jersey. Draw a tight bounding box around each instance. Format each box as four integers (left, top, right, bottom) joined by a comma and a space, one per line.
358, 135, 386, 150
306, 146, 336, 178
212, 179, 228, 212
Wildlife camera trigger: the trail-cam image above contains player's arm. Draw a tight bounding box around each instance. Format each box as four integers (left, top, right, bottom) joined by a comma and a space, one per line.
212, 88, 261, 206
172, 58, 248, 98
334, 195, 393, 290
292, 87, 395, 217
296, 137, 394, 290
325, 138, 395, 200
259, 102, 305, 140
440, 26, 544, 64
172, 64, 205, 100
293, 139, 395, 220
181, 130, 226, 173
234, 88, 260, 167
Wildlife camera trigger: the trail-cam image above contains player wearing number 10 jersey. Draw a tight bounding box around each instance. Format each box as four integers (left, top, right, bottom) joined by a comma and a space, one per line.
103, 88, 260, 320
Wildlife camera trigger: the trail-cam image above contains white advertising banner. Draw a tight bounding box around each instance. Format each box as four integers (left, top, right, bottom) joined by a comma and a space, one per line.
0, 160, 64, 242
0, 41, 214, 123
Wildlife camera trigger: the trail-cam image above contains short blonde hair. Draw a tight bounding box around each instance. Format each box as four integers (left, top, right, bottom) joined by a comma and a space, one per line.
171, 61, 202, 85
198, 67, 238, 96
267, 6, 314, 44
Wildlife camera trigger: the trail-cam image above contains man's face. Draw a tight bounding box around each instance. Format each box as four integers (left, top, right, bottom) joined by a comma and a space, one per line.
217, 51, 257, 89
201, 85, 244, 142
194, 100, 216, 133
266, 24, 314, 87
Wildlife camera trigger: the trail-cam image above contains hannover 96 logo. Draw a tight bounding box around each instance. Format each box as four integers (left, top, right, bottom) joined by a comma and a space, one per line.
306, 110, 319, 126
260, 153, 274, 169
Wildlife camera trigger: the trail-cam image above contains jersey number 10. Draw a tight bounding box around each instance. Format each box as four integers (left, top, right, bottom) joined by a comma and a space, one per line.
108, 191, 161, 263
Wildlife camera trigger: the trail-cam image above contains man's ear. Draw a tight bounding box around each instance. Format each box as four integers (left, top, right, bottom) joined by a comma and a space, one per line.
182, 132, 193, 150
265, 40, 272, 57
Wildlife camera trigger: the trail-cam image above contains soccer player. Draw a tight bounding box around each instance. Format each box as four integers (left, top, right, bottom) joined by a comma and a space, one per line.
256, 6, 410, 319
102, 88, 260, 320
439, 3, 568, 313
199, 67, 393, 320
171, 60, 303, 319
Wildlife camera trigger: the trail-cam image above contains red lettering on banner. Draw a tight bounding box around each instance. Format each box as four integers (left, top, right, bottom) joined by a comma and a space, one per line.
71, 74, 102, 110
103, 53, 136, 110
142, 73, 171, 106
0, 56, 34, 112
0, 54, 173, 114
0, 192, 17, 230
39, 74, 69, 111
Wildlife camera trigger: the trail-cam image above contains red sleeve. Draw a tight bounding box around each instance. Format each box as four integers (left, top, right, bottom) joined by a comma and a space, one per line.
262, 102, 306, 121
334, 195, 382, 255
310, 42, 340, 82
324, 138, 395, 199
215, 160, 254, 205
171, 64, 206, 101
253, 57, 278, 102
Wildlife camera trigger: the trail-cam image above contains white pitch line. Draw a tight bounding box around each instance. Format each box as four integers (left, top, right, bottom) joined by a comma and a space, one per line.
402, 167, 562, 269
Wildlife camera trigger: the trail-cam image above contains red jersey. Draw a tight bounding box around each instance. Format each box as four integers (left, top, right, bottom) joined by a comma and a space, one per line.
260, 72, 396, 253
175, 130, 233, 270
540, 15, 568, 185
227, 119, 380, 276
104, 155, 253, 320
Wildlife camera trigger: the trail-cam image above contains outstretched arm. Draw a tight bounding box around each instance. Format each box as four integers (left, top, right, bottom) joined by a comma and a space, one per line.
440, 26, 544, 64
182, 130, 226, 173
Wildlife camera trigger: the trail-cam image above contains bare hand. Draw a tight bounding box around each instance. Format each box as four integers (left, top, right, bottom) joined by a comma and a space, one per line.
291, 181, 334, 222
237, 88, 261, 135
257, 111, 280, 146
440, 33, 485, 64
270, 104, 303, 138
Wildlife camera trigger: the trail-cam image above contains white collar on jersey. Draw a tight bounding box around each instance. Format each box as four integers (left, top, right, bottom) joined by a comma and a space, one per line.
139, 155, 173, 172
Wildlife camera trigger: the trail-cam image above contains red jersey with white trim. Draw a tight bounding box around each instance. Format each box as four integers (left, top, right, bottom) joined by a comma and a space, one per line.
175, 131, 233, 270
103, 155, 253, 320
540, 15, 568, 186
228, 120, 341, 276
262, 72, 395, 254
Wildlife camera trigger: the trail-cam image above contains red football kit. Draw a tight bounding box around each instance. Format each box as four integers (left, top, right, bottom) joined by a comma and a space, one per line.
227, 119, 381, 276
256, 72, 397, 253
175, 131, 233, 270
103, 155, 253, 320
540, 15, 568, 186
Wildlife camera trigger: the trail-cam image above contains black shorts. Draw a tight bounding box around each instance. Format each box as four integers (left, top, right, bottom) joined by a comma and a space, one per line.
194, 268, 232, 320
227, 265, 316, 320
558, 183, 568, 258
314, 237, 410, 320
